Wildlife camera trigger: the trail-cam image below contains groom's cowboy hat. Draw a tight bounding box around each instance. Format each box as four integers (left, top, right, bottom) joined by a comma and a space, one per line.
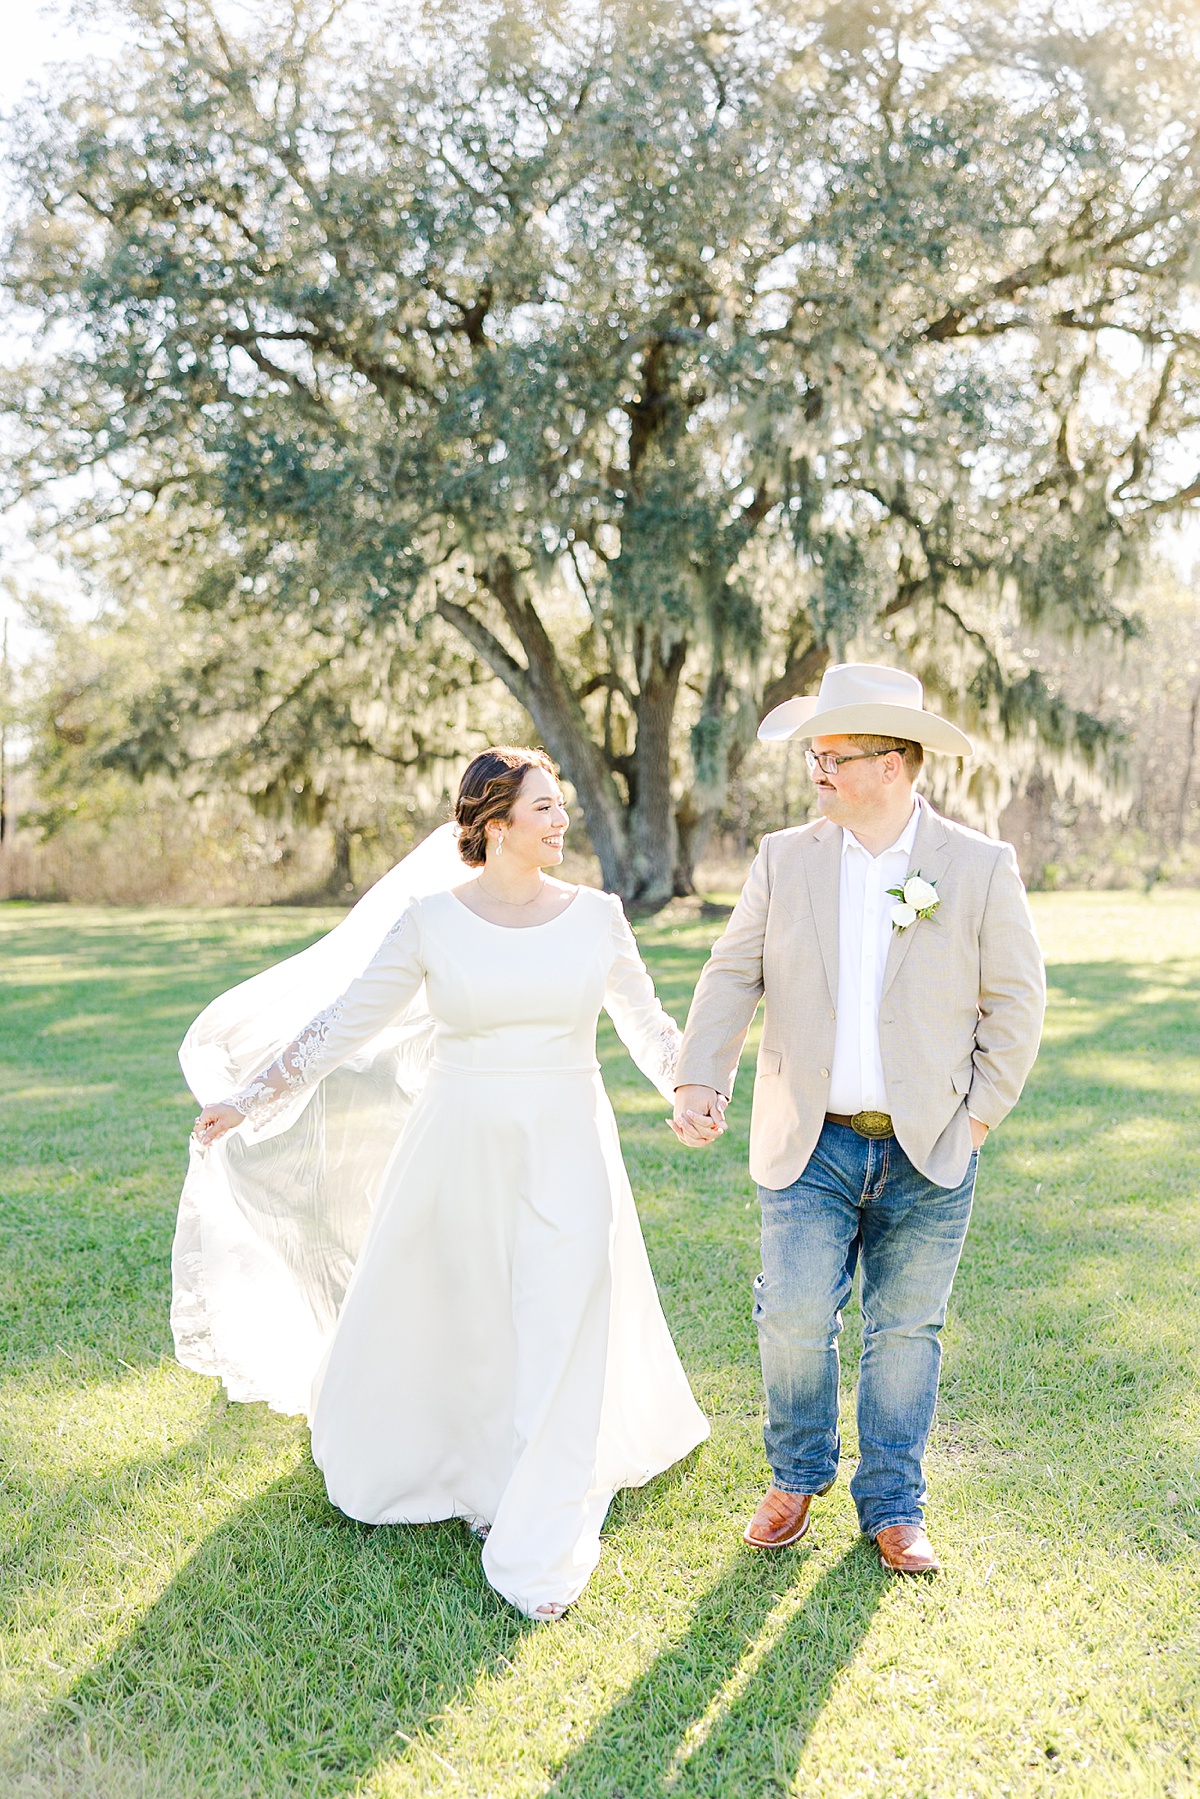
757, 663, 973, 757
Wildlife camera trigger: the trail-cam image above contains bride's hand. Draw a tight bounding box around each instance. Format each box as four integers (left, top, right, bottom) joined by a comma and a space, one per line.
192, 1102, 243, 1147
671, 1085, 727, 1147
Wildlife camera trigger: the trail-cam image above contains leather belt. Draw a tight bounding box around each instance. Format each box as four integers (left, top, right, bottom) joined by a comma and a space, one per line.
826, 1110, 895, 1140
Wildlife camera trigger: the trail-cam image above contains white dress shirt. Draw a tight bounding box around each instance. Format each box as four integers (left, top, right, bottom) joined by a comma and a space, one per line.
826, 800, 922, 1116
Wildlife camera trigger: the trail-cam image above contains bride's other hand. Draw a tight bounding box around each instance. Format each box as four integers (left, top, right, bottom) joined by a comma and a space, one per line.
192, 1102, 243, 1147
671, 1085, 727, 1147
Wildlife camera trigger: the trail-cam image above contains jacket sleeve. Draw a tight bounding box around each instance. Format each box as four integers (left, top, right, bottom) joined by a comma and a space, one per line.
602, 896, 683, 1102
673, 837, 772, 1098
226, 904, 427, 1128
966, 844, 1046, 1129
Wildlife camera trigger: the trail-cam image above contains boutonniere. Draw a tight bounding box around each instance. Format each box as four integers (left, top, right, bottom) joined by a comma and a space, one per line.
887, 871, 940, 932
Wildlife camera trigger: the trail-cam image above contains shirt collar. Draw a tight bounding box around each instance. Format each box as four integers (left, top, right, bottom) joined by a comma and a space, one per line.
840, 794, 922, 864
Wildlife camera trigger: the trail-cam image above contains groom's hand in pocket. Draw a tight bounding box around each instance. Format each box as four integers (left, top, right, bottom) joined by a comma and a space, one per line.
671, 1085, 727, 1147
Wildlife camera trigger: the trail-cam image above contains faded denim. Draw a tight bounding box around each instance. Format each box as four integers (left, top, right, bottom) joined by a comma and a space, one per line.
754, 1118, 977, 1539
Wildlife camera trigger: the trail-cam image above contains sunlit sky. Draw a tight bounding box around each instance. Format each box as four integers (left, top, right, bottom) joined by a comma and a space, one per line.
0, 5, 137, 652
1, 4, 124, 106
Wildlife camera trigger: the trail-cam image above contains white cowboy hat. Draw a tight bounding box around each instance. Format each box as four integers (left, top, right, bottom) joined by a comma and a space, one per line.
757, 662, 973, 756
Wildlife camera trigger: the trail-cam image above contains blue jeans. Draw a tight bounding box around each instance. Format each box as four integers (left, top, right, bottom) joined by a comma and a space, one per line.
755, 1119, 977, 1539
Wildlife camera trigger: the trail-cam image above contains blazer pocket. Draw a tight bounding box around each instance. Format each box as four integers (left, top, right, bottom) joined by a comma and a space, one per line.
757, 1049, 783, 1078
952, 1061, 974, 1095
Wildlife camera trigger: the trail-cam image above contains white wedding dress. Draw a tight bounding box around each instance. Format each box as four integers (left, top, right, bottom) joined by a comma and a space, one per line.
173, 839, 708, 1616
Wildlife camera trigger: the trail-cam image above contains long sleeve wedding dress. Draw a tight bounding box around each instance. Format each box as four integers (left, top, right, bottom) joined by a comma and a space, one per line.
174, 851, 708, 1616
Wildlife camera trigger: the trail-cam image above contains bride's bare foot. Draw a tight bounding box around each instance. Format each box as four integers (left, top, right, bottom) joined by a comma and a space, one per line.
535, 1602, 567, 1621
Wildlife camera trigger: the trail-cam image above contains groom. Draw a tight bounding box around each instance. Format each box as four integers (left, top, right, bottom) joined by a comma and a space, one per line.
673, 664, 1045, 1573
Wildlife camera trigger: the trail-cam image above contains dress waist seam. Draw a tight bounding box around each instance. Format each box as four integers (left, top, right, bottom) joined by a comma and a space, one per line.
428, 1059, 601, 1077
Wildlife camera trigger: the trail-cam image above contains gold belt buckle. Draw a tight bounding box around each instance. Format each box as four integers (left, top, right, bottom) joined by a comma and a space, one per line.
850, 1110, 894, 1140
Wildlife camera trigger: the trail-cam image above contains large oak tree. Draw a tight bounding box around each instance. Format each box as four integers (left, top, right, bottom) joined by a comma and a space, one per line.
6, 0, 1200, 898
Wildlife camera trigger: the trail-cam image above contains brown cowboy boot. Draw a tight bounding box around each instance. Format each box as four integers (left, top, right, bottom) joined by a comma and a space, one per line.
875, 1523, 940, 1573
744, 1485, 826, 1548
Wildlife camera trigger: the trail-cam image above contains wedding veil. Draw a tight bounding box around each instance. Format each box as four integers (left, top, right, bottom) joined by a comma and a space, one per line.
172, 822, 470, 1415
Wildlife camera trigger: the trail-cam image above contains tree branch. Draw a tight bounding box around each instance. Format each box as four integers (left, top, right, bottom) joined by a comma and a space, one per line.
920, 203, 1193, 343
434, 597, 534, 707
1146, 473, 1200, 513
760, 639, 831, 716
576, 669, 636, 711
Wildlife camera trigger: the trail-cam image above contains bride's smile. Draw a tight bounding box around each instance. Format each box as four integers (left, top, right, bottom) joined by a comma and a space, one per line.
487, 768, 570, 869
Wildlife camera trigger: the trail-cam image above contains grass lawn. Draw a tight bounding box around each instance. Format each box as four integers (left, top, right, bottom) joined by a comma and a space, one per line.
0, 891, 1198, 1798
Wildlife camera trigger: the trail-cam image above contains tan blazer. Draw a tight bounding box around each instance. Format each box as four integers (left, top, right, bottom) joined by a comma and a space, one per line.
675, 800, 1046, 1190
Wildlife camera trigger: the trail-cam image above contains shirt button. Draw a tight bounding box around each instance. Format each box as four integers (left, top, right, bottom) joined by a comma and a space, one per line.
820, 1067, 830, 1078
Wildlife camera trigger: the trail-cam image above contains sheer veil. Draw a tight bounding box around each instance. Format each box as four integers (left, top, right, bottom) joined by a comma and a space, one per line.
172, 823, 470, 1415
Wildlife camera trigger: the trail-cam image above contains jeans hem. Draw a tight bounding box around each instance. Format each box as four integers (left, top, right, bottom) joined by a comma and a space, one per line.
862, 1513, 924, 1540
770, 1475, 837, 1497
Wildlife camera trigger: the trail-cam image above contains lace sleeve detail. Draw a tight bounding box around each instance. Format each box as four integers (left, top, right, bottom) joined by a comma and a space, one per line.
228, 1076, 286, 1126
284, 999, 347, 1082
227, 998, 349, 1126
645, 1017, 683, 1092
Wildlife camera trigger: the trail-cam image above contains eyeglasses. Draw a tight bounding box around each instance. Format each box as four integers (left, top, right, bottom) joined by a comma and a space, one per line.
805, 747, 902, 777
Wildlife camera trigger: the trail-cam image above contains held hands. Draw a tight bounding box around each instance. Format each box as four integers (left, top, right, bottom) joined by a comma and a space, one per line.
192, 1102, 243, 1148
671, 1084, 728, 1149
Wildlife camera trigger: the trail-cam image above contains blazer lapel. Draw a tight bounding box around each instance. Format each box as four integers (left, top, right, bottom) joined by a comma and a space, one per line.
881, 801, 952, 999
801, 819, 841, 1004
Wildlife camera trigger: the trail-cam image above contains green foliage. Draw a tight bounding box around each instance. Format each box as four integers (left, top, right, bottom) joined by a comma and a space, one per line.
1, 895, 1198, 1793
5, 0, 1200, 896
19, 524, 526, 891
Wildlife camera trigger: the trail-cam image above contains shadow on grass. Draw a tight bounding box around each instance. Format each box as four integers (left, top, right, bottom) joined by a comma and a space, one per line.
547, 1541, 885, 1798
1034, 956, 1200, 1086
931, 956, 1200, 1553
14, 1462, 529, 1798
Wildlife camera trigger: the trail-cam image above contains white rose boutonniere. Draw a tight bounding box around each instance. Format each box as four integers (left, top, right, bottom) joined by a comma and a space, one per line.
887, 871, 940, 932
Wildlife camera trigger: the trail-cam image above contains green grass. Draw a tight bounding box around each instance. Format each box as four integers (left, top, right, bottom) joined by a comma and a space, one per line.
0, 892, 1198, 1798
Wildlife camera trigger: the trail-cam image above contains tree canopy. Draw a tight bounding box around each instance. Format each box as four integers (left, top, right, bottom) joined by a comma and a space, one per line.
6, 0, 1200, 898
20, 513, 521, 892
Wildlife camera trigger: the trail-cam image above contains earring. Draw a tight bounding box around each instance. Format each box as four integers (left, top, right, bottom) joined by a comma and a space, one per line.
496, 834, 504, 857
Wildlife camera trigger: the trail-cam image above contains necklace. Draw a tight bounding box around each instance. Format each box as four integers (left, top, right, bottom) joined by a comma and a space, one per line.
476, 876, 547, 907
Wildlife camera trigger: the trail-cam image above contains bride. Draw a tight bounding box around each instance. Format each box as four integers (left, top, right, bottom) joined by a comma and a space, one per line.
181, 745, 709, 1619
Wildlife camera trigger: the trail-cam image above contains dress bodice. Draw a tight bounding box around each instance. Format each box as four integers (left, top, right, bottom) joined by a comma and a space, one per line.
421, 889, 638, 1075
230, 884, 680, 1125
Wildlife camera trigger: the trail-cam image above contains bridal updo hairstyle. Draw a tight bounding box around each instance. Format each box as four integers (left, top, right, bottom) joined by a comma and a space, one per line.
455, 746, 558, 867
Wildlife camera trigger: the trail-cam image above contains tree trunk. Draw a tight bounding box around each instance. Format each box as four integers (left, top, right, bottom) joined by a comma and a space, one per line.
674, 744, 737, 895
1176, 675, 1200, 847
328, 824, 354, 897
671, 661, 731, 896
672, 638, 832, 894
441, 573, 826, 908
624, 632, 687, 905
438, 565, 631, 891
672, 798, 707, 897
